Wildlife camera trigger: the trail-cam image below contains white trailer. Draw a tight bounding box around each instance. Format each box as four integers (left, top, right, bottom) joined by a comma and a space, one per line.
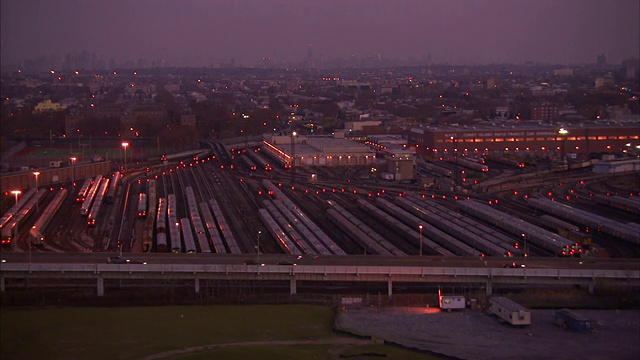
438, 288, 465, 311
489, 296, 531, 326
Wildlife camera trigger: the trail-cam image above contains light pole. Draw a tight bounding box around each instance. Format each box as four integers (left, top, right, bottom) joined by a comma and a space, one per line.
418, 224, 423, 256
256, 230, 262, 264
70, 157, 77, 186
121, 142, 129, 171
290, 132, 297, 186
11, 190, 21, 206
32, 171, 40, 211
558, 128, 568, 164
521, 233, 528, 263
451, 136, 458, 187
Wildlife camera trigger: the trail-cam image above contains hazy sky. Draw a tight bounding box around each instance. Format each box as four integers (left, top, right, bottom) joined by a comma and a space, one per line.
2, 0, 639, 67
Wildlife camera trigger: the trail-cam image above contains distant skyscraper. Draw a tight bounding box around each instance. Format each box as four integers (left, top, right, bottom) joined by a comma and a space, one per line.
597, 53, 607, 67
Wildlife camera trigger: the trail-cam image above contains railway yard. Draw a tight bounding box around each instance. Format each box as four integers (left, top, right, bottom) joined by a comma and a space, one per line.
1, 142, 640, 268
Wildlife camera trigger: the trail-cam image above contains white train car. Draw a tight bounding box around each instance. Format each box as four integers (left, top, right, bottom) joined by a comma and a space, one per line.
30, 189, 68, 246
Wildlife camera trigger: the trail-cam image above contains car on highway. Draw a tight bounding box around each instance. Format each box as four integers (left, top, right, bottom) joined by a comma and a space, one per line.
502, 261, 526, 268
277, 261, 297, 266
106, 257, 147, 264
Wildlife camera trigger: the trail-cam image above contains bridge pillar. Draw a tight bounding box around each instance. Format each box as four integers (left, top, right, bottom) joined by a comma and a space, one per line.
195, 278, 200, 293
0, 275, 5, 292
387, 278, 393, 298
97, 275, 104, 297
290, 278, 297, 295
485, 280, 492, 295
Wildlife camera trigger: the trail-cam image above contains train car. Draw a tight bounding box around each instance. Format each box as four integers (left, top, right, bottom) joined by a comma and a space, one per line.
459, 158, 489, 172
105, 171, 120, 203
87, 178, 110, 227
0, 188, 37, 230
486, 156, 525, 169
180, 217, 197, 253
248, 148, 273, 171
240, 154, 258, 171
80, 175, 102, 216
137, 193, 148, 218
419, 161, 453, 177
1, 190, 46, 247
75, 178, 93, 203
156, 232, 167, 253
142, 180, 157, 252
29, 189, 68, 247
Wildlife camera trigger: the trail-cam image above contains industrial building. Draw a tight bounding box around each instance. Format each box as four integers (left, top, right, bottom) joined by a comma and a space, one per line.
406, 120, 640, 160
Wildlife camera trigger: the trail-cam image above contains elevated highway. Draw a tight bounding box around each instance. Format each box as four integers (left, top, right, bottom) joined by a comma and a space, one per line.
2, 254, 638, 297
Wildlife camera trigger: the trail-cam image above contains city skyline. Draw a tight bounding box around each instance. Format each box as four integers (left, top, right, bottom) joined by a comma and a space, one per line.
2, 0, 639, 69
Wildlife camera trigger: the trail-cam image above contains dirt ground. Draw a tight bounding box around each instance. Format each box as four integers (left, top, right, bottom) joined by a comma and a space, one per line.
335, 307, 640, 360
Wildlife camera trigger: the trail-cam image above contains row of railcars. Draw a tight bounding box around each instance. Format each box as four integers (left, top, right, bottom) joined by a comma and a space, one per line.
375, 197, 482, 256
155, 197, 167, 252
179, 217, 197, 253
105, 171, 120, 203
75, 178, 93, 203
199, 201, 226, 253
257, 208, 300, 254
326, 200, 404, 256
458, 200, 579, 255
262, 179, 346, 255
589, 193, 640, 215
527, 197, 640, 245
80, 175, 103, 216
262, 200, 317, 254
1, 190, 46, 247
184, 187, 210, 253
396, 196, 515, 256
29, 189, 68, 246
141, 180, 157, 252
356, 198, 454, 256
0, 188, 37, 230
208, 198, 242, 254
167, 194, 182, 253
248, 149, 273, 171
87, 177, 110, 227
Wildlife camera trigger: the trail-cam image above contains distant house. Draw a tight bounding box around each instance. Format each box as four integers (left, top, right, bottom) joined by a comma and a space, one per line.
34, 99, 64, 113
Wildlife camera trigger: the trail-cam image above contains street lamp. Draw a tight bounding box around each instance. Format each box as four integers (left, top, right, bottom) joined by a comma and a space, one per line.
70, 157, 77, 185
33, 171, 40, 210
558, 128, 568, 164
256, 230, 262, 264
11, 190, 21, 206
418, 224, 423, 256
451, 136, 458, 187
121, 142, 129, 171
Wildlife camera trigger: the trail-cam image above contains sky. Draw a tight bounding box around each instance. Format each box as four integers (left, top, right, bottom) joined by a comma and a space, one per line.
1, 0, 639, 68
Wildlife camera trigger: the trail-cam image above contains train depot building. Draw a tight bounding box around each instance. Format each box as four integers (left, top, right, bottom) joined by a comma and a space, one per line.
406, 119, 640, 161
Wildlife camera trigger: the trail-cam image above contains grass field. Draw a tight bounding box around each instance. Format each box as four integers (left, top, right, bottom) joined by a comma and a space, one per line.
1, 305, 441, 360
